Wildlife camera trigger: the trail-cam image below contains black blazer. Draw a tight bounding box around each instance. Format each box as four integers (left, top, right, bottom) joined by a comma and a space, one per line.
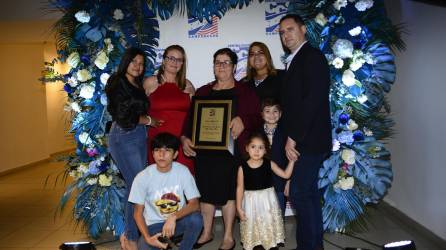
280, 42, 332, 154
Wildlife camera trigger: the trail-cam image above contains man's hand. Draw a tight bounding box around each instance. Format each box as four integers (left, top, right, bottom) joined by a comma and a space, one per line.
144, 232, 168, 249
285, 137, 300, 161
162, 214, 177, 238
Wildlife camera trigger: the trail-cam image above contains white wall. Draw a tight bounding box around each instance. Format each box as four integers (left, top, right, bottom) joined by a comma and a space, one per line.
385, 0, 446, 240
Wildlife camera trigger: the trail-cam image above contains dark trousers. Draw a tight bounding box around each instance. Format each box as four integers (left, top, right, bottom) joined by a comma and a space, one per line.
289, 153, 325, 250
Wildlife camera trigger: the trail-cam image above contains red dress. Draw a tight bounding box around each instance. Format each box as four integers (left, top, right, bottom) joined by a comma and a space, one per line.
147, 82, 194, 174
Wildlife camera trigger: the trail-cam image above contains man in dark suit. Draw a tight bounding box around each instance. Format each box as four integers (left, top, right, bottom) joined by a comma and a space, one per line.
278, 14, 332, 250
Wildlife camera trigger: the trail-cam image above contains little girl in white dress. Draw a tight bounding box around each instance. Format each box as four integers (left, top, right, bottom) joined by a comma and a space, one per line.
236, 132, 295, 250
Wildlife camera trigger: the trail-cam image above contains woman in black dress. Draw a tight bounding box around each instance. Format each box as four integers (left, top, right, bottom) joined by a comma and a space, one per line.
181, 48, 261, 250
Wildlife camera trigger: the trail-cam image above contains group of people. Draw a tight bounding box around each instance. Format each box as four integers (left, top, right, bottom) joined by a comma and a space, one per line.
105, 14, 331, 250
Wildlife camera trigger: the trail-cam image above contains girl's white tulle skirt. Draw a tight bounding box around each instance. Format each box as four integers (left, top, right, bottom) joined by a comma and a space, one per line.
240, 187, 285, 250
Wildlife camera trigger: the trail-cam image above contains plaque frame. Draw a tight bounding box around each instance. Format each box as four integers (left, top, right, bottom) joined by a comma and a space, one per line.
191, 97, 232, 150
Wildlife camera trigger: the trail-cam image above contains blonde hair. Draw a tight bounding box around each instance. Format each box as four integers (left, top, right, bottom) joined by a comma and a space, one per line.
157, 45, 187, 90
245, 41, 277, 81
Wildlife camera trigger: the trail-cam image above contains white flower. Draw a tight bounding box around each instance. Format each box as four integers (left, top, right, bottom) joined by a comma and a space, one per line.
334, 177, 355, 190
67, 76, 78, 87
333, 0, 348, 10
332, 139, 341, 151
94, 51, 109, 70
355, 0, 374, 11
347, 119, 358, 131
75, 10, 90, 23
332, 58, 344, 69
67, 52, 80, 69
104, 38, 114, 52
364, 53, 375, 65
113, 9, 124, 20
332, 39, 354, 59
349, 26, 362, 36
314, 13, 328, 26
100, 73, 110, 85
350, 60, 363, 71
357, 95, 368, 104
87, 178, 98, 185
78, 164, 89, 174
341, 149, 356, 165
342, 69, 356, 87
79, 83, 95, 99
363, 127, 373, 136
100, 94, 108, 106
76, 69, 92, 82
79, 132, 93, 145
99, 174, 113, 186
71, 102, 81, 112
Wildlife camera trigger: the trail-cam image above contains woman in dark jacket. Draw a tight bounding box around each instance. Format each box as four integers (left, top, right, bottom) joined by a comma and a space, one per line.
105, 47, 161, 250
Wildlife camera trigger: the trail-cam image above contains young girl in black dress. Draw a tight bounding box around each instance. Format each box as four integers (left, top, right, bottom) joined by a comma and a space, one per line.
236, 133, 295, 250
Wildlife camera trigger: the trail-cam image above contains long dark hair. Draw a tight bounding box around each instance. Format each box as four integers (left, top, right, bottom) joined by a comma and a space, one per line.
156, 45, 188, 90
115, 47, 146, 87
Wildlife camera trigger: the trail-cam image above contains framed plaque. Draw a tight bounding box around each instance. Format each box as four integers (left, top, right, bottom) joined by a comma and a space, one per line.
191, 97, 232, 150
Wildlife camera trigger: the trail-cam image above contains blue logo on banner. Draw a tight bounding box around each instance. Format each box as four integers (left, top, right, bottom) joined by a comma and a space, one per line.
265, 0, 289, 35
154, 48, 165, 70
228, 44, 249, 81
188, 16, 219, 38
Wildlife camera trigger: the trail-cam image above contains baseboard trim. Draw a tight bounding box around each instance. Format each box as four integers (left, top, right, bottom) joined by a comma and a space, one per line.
380, 201, 446, 248
0, 148, 75, 177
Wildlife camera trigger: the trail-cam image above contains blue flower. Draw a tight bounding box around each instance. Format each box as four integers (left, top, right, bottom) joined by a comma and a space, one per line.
338, 131, 354, 145
64, 84, 73, 93
81, 55, 90, 65
353, 131, 365, 141
339, 113, 350, 124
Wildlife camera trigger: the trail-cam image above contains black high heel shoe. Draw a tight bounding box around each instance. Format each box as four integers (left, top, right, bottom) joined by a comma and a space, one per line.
193, 238, 213, 249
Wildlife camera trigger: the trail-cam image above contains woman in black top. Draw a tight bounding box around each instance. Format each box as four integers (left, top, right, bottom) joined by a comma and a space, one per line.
105, 47, 161, 250
243, 41, 284, 102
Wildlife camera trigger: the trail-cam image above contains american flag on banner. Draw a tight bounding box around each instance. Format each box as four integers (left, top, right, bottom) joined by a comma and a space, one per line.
188, 16, 219, 38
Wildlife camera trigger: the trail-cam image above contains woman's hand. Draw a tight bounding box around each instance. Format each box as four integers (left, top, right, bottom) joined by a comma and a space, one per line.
181, 136, 196, 157
230, 116, 244, 140
237, 208, 247, 221
149, 117, 164, 127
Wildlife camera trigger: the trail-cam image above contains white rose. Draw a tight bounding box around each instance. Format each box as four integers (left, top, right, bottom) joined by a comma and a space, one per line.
332, 39, 354, 59
335, 177, 355, 190
341, 149, 356, 165
99, 174, 113, 186
67, 76, 78, 87
75, 10, 90, 23
357, 95, 368, 104
100, 73, 110, 85
349, 26, 362, 36
79, 83, 95, 99
67, 52, 80, 69
94, 51, 109, 70
355, 0, 374, 11
71, 102, 81, 112
332, 139, 341, 151
87, 178, 98, 185
79, 132, 93, 145
342, 69, 356, 87
333, 0, 348, 10
113, 9, 124, 20
76, 69, 92, 82
332, 58, 344, 69
347, 119, 358, 131
314, 13, 328, 26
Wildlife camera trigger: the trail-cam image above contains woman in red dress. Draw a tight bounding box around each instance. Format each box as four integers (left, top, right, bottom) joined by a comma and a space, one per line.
143, 45, 195, 174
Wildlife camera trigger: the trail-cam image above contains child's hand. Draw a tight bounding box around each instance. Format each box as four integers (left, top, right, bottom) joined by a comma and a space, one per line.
238, 209, 247, 221
145, 232, 168, 249
284, 180, 291, 197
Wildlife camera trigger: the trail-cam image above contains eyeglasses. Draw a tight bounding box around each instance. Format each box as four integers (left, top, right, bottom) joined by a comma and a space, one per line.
164, 55, 184, 64
249, 50, 265, 57
214, 60, 233, 68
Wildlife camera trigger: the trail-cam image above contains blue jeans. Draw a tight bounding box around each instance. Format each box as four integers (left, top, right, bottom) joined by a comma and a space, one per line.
289, 153, 325, 250
138, 212, 203, 250
108, 123, 147, 241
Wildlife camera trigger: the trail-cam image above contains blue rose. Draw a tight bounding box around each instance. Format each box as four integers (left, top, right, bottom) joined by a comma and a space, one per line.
63, 84, 73, 93
339, 113, 350, 125
353, 131, 365, 141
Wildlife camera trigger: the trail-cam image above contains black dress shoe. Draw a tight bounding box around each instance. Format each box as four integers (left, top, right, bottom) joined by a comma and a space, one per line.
193, 238, 213, 249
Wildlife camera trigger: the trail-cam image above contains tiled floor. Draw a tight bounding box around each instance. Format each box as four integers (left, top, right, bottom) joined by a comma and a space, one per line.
0, 160, 444, 250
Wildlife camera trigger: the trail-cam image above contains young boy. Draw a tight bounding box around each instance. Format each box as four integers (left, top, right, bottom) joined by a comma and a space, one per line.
129, 132, 203, 250
261, 98, 288, 215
